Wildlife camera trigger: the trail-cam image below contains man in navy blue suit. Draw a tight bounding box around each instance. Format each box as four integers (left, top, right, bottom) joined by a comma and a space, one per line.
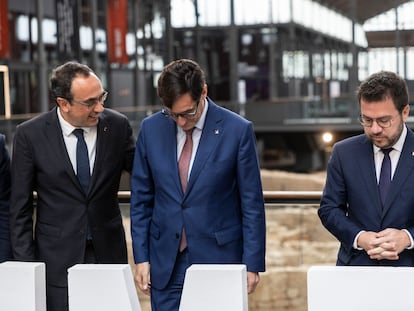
130, 59, 266, 310
319, 71, 414, 266
0, 133, 11, 262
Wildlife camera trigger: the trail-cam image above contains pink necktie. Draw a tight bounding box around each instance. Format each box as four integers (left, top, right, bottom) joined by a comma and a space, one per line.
178, 129, 193, 192
178, 129, 193, 251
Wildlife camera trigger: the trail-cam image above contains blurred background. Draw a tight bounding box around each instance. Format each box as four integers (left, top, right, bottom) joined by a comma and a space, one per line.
0, 0, 413, 172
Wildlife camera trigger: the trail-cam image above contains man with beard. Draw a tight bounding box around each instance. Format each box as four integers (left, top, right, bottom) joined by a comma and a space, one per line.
319, 70, 414, 266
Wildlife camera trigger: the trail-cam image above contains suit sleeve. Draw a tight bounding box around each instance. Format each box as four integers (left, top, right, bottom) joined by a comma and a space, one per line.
0, 134, 12, 262
122, 117, 136, 173
10, 126, 36, 260
130, 121, 154, 263
237, 122, 266, 272
318, 143, 362, 249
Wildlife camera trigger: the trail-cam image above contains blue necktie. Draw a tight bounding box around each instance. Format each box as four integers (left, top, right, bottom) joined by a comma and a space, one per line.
378, 148, 392, 206
73, 129, 90, 194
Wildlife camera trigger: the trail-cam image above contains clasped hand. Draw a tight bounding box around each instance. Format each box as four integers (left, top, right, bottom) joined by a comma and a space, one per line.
358, 228, 411, 260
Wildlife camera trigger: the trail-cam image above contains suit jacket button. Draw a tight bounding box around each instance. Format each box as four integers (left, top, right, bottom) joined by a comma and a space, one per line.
176, 233, 180, 239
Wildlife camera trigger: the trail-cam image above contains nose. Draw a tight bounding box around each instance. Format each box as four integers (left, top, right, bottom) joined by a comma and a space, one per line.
93, 102, 104, 113
370, 120, 383, 133
176, 115, 187, 127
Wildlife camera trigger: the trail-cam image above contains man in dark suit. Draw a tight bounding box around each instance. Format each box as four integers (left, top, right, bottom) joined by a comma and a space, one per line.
319, 70, 414, 266
0, 133, 11, 262
10, 61, 135, 311
131, 59, 266, 311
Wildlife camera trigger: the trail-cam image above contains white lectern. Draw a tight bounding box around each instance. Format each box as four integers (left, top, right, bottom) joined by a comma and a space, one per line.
68, 264, 141, 311
179, 264, 248, 311
0, 261, 46, 311
308, 265, 414, 311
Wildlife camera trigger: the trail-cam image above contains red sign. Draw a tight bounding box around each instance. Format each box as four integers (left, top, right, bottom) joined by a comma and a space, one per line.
0, 0, 9, 58
107, 0, 129, 64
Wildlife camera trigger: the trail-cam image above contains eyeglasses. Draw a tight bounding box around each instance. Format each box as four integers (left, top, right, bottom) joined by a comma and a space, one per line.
69, 91, 108, 108
161, 99, 199, 120
358, 115, 395, 128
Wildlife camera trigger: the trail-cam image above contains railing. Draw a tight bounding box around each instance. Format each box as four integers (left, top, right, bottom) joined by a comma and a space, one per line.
117, 190, 323, 205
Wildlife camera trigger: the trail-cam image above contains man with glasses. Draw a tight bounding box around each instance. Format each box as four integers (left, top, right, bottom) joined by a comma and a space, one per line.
10, 61, 135, 311
319, 70, 414, 266
130, 59, 266, 310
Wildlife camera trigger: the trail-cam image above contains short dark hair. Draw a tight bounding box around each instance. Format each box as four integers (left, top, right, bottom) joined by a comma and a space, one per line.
356, 70, 409, 113
157, 59, 206, 108
50, 61, 94, 102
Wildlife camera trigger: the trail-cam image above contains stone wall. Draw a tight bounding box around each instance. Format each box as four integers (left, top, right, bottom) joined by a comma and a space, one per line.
248, 205, 338, 311
124, 170, 339, 310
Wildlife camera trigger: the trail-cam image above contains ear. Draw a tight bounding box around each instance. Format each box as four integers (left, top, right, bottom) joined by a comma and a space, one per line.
202, 84, 208, 97
402, 104, 410, 122
56, 97, 70, 112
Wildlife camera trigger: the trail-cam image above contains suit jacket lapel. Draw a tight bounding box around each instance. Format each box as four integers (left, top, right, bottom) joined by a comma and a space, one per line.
357, 137, 383, 218
88, 114, 111, 197
185, 100, 222, 196
165, 119, 182, 195
46, 108, 82, 192
383, 129, 414, 214
154, 115, 181, 195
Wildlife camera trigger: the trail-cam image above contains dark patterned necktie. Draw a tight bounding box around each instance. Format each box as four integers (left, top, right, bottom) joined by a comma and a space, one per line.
378, 148, 392, 206
73, 129, 90, 194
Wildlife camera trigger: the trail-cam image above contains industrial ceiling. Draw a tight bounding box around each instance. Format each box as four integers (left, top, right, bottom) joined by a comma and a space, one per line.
318, 0, 412, 24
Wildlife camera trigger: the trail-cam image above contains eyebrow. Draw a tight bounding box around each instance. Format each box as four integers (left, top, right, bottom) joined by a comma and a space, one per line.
83, 91, 106, 101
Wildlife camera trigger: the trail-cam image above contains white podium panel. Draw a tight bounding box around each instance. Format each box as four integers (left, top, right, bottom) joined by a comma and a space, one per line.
308, 265, 414, 311
0, 261, 46, 311
68, 264, 141, 311
179, 264, 248, 311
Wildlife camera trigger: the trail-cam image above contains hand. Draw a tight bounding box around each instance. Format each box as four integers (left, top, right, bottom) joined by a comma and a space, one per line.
134, 262, 151, 296
247, 271, 260, 294
357, 231, 379, 251
366, 228, 410, 260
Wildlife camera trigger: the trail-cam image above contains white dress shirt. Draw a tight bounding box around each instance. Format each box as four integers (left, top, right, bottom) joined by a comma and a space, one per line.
353, 126, 413, 249
57, 107, 97, 175
176, 98, 209, 181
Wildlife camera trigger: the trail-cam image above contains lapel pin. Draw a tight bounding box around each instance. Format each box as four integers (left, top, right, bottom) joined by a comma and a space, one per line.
104, 127, 108, 132
214, 129, 219, 135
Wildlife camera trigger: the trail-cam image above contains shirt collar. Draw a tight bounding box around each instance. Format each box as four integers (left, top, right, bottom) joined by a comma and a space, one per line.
373, 125, 407, 154
57, 107, 93, 137
195, 97, 208, 131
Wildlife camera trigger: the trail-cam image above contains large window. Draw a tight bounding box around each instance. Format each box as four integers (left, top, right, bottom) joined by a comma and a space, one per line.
172, 0, 366, 46
362, 1, 414, 80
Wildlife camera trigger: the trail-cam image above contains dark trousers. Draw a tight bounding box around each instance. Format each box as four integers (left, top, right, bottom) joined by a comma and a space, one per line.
46, 241, 97, 311
150, 249, 190, 311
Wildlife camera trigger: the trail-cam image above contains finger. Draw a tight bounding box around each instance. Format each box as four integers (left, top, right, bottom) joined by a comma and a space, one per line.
375, 241, 397, 251
367, 246, 383, 256
247, 272, 259, 294
369, 250, 399, 260
378, 250, 399, 260
370, 236, 390, 247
